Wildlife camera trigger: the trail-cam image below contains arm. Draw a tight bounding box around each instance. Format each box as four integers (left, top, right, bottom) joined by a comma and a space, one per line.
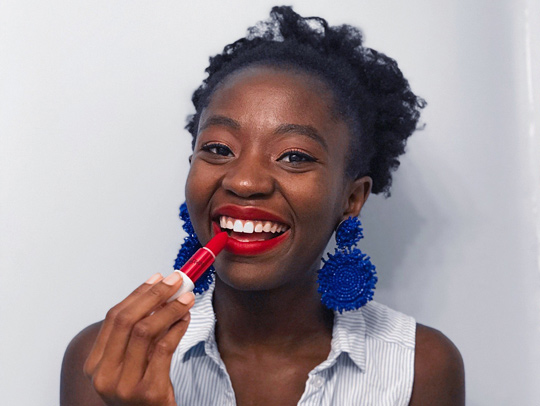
61, 322, 106, 406
409, 324, 465, 406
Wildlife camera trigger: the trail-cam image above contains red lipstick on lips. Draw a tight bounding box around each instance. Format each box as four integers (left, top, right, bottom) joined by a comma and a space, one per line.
212, 205, 291, 256
167, 231, 228, 302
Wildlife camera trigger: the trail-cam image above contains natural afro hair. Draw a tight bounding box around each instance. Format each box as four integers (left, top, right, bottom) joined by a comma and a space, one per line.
186, 6, 426, 196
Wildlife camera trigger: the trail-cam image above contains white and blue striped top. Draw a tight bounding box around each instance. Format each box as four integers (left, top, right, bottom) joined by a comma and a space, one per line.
170, 282, 416, 405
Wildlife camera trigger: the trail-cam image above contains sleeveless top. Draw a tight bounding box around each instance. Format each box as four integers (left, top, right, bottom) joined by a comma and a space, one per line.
170, 282, 416, 406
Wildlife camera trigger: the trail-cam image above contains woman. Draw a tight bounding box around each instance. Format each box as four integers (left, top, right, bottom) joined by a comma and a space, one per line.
61, 6, 465, 405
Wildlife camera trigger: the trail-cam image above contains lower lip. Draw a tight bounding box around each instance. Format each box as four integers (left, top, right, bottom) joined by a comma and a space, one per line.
212, 222, 290, 256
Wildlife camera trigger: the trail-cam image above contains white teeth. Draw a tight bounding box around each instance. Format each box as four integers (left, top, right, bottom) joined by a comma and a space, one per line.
243, 221, 254, 233
233, 220, 243, 232
219, 216, 288, 234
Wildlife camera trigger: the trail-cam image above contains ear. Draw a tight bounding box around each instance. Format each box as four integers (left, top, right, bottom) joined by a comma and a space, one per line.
342, 176, 372, 219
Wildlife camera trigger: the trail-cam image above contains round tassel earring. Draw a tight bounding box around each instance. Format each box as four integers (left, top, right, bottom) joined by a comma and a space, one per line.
173, 202, 215, 294
317, 216, 377, 313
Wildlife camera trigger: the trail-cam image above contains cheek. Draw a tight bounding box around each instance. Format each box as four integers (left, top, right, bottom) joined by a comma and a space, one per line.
184, 163, 218, 238
291, 170, 343, 212
185, 165, 203, 206
285, 173, 343, 243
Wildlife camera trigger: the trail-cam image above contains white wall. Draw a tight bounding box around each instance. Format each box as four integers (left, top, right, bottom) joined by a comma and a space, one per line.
1, 0, 539, 404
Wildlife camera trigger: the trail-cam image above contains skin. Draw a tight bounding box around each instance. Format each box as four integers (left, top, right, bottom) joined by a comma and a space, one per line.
60, 66, 465, 406
62, 274, 195, 406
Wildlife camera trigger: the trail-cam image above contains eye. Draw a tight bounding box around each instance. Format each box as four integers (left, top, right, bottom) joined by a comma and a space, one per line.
201, 143, 233, 157
278, 149, 317, 163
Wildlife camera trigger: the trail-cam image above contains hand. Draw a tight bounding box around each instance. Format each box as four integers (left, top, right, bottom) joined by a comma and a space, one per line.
84, 272, 194, 406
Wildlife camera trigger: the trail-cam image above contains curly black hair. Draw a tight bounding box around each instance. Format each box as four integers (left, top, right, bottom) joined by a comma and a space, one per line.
186, 6, 425, 196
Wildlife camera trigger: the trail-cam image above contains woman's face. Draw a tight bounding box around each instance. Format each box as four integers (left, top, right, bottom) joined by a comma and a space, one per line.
185, 66, 371, 291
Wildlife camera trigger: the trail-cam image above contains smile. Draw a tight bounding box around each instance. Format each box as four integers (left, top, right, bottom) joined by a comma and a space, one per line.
211, 205, 292, 256
219, 216, 289, 240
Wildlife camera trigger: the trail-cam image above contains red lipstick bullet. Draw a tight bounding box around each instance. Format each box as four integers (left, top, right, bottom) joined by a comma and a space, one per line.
167, 231, 228, 302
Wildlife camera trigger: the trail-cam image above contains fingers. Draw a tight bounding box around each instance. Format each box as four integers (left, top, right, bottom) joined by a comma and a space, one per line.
119, 292, 195, 387
143, 312, 192, 383
84, 273, 163, 377
97, 272, 186, 372
85, 271, 195, 404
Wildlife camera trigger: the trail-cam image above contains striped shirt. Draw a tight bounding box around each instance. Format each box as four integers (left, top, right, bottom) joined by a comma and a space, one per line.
170, 282, 416, 405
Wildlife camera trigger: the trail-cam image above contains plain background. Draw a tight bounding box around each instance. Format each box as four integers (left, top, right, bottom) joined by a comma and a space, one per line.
1, 0, 540, 404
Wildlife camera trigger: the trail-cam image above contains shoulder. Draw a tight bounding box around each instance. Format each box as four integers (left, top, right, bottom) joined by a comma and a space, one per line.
62, 321, 103, 372
409, 323, 465, 406
65, 321, 103, 355
61, 321, 105, 406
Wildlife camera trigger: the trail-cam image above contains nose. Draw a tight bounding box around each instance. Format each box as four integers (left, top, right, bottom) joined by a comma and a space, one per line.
221, 150, 275, 198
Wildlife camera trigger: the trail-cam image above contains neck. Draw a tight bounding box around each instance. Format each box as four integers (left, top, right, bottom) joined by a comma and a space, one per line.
213, 274, 334, 351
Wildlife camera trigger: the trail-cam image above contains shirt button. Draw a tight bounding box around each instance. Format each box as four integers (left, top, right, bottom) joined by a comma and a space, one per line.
312, 376, 324, 388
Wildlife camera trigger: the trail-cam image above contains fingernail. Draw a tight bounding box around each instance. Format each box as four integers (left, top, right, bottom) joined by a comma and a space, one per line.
181, 312, 191, 321
163, 271, 182, 286
145, 273, 162, 284
177, 292, 195, 306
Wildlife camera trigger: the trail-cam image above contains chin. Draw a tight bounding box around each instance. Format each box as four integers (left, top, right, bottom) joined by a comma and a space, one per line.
213, 255, 320, 294
212, 257, 288, 292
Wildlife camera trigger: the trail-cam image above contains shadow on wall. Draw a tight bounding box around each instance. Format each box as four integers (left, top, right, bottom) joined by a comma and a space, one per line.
360, 174, 423, 291
357, 158, 448, 312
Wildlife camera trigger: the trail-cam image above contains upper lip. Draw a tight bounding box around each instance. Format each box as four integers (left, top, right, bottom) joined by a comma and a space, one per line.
211, 204, 290, 226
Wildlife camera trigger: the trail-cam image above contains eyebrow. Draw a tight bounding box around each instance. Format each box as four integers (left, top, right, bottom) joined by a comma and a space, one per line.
273, 123, 328, 150
199, 115, 241, 133
199, 115, 328, 150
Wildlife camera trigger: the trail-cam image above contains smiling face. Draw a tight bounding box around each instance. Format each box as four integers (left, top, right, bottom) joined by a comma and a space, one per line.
185, 65, 371, 291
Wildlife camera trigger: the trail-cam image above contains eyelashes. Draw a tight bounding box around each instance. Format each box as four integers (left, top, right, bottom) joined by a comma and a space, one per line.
200, 142, 318, 164
277, 149, 317, 163
200, 143, 233, 157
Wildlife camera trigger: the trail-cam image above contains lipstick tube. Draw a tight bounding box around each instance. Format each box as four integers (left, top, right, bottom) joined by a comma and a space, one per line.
167, 231, 228, 302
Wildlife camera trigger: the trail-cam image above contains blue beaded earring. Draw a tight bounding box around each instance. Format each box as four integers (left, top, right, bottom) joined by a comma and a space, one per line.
173, 202, 215, 294
317, 216, 377, 313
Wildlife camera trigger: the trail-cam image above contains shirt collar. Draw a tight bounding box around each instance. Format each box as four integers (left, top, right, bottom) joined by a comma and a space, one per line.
330, 307, 367, 372
176, 281, 367, 373
176, 282, 217, 360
